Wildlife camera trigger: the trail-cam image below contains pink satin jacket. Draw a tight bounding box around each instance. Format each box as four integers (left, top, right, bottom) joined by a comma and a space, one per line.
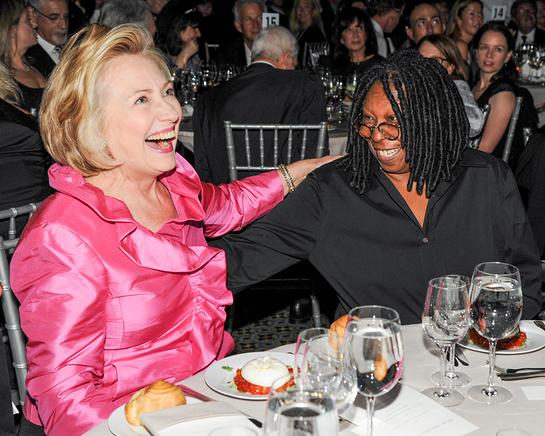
11, 155, 283, 435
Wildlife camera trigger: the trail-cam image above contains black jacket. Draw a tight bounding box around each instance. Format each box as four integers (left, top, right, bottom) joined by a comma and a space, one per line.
25, 44, 56, 78
212, 150, 543, 324
193, 62, 328, 184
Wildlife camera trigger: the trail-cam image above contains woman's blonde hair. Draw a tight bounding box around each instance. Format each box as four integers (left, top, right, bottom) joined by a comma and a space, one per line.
290, 0, 323, 35
0, 61, 21, 106
0, 0, 25, 68
40, 24, 171, 176
447, 0, 483, 39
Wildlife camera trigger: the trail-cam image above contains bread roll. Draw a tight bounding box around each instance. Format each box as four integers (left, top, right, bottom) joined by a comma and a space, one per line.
125, 380, 186, 426
328, 314, 349, 351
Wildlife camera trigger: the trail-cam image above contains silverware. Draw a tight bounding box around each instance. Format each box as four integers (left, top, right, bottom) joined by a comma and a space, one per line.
454, 345, 469, 366
178, 384, 263, 429
494, 364, 545, 374
498, 369, 545, 380
534, 320, 545, 331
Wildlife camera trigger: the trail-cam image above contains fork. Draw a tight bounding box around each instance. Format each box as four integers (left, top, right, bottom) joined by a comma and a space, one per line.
534, 319, 545, 331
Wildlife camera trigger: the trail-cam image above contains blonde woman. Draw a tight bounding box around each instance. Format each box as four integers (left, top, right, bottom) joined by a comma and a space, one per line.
0, 0, 47, 113
447, 0, 483, 62
11, 23, 336, 435
290, 0, 326, 64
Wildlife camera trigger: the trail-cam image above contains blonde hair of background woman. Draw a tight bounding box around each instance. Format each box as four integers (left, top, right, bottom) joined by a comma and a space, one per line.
447, 0, 481, 39
0, 62, 22, 106
0, 0, 25, 68
290, 0, 323, 35
40, 24, 171, 176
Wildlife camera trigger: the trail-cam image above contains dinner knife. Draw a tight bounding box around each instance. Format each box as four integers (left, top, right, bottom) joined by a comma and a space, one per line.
498, 370, 545, 380
178, 384, 263, 429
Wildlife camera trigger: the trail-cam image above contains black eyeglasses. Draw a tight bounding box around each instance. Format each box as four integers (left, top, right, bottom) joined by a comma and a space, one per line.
353, 121, 401, 141
32, 7, 69, 23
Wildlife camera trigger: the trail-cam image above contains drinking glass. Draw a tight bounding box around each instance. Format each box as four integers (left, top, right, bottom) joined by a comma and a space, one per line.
421, 275, 470, 406
294, 327, 329, 375
302, 334, 357, 413
345, 306, 404, 436
263, 375, 339, 436
467, 262, 523, 405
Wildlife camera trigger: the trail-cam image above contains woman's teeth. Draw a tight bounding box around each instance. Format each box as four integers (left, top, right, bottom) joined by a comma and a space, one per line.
377, 148, 400, 158
145, 131, 176, 141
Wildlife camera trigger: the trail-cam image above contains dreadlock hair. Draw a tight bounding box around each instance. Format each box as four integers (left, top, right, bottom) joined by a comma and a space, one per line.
340, 49, 469, 197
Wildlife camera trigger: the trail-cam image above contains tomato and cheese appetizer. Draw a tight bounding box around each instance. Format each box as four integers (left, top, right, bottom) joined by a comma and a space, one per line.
234, 357, 293, 395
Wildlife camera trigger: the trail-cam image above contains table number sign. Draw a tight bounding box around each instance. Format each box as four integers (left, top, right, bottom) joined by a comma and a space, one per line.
262, 13, 280, 28
491, 5, 508, 22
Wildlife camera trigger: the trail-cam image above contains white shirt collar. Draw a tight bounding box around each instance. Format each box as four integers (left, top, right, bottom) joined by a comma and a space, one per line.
37, 34, 60, 64
244, 42, 252, 66
371, 18, 384, 37
517, 28, 536, 46
251, 60, 276, 68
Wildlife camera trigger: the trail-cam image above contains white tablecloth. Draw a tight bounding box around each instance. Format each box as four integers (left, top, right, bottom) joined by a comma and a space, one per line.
85, 324, 545, 436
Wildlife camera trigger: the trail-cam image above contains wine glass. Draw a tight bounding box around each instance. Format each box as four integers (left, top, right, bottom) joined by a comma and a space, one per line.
294, 327, 329, 375
302, 334, 357, 414
345, 306, 404, 436
421, 275, 471, 406
264, 374, 339, 436
430, 276, 472, 389
467, 262, 523, 405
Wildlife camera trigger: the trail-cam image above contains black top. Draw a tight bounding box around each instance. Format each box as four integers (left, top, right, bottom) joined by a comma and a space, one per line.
331, 55, 382, 79
297, 24, 327, 66
211, 150, 543, 324
476, 79, 537, 170
17, 82, 43, 114
0, 98, 52, 237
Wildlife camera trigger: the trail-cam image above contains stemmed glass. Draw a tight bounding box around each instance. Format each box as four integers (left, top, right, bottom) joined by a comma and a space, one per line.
294, 327, 329, 375
430, 276, 472, 389
467, 262, 523, 405
264, 374, 339, 436
302, 334, 357, 414
345, 306, 403, 436
422, 275, 471, 406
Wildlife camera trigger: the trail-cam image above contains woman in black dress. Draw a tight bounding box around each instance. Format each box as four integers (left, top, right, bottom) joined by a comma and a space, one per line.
290, 0, 327, 67
472, 22, 536, 169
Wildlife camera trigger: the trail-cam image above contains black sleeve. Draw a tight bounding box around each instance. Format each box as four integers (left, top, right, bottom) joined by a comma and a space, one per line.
500, 162, 544, 318
209, 172, 325, 291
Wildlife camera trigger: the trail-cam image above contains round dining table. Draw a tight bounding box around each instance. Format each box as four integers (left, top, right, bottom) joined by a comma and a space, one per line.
84, 323, 545, 436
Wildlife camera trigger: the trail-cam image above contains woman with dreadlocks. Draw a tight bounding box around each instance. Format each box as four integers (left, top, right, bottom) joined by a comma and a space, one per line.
210, 49, 542, 324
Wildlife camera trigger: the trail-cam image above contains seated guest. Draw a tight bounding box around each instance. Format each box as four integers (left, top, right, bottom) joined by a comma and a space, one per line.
511, 0, 545, 47
99, 0, 157, 37
537, 0, 545, 31
447, 0, 482, 63
0, 62, 52, 238
330, 7, 380, 78
11, 24, 334, 435
211, 49, 543, 325
219, 0, 264, 68
193, 25, 328, 184
403, 1, 444, 46
472, 22, 537, 169
0, 0, 48, 114
159, 9, 202, 71
417, 34, 484, 138
290, 0, 327, 66
26, 0, 69, 78
368, 0, 405, 58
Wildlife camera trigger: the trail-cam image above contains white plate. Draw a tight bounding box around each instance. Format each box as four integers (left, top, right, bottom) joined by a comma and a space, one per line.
204, 351, 294, 400
108, 397, 201, 436
459, 320, 545, 355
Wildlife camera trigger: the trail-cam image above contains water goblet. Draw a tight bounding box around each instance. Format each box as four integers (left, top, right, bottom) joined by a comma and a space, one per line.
302, 334, 357, 414
467, 262, 523, 405
294, 327, 329, 375
422, 275, 471, 406
263, 374, 339, 436
345, 306, 404, 436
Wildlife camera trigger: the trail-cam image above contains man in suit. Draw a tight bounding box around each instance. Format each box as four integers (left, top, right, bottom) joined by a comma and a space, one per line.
404, 1, 443, 46
511, 0, 545, 47
368, 0, 405, 57
193, 25, 328, 184
26, 0, 69, 78
219, 0, 265, 69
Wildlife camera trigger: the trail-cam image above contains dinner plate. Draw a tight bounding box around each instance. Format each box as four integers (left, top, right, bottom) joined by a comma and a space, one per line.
108, 397, 201, 436
459, 320, 545, 355
204, 351, 294, 400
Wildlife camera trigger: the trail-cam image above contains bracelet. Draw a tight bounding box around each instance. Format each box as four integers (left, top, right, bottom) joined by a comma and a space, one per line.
278, 164, 296, 193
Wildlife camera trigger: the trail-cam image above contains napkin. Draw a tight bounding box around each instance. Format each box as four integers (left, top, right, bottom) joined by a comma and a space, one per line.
140, 401, 251, 436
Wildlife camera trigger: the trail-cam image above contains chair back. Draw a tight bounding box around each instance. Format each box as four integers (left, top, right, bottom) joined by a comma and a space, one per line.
468, 104, 491, 150
224, 122, 327, 182
204, 43, 220, 64
0, 202, 40, 406
502, 96, 523, 163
